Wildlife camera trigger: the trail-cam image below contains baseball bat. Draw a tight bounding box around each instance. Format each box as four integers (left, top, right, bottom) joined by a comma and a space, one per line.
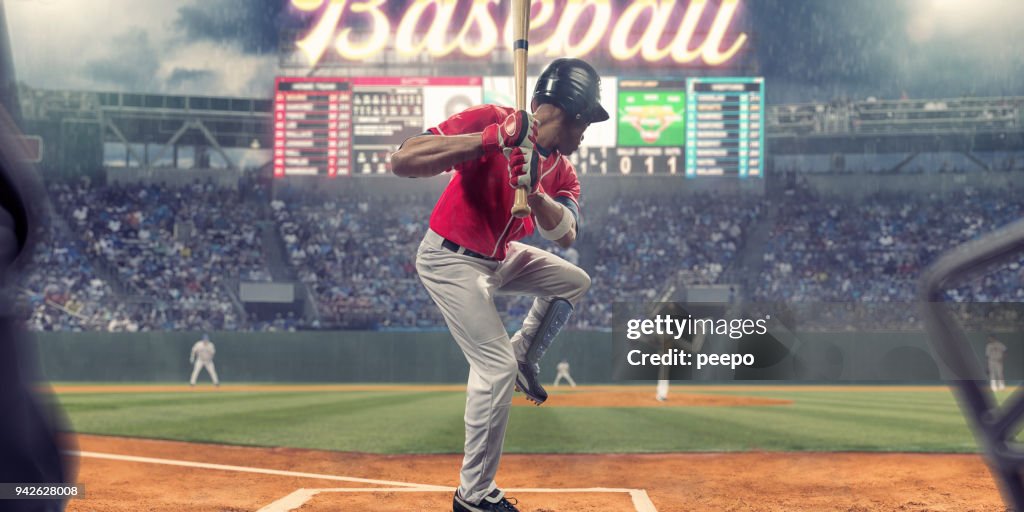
510, 0, 532, 219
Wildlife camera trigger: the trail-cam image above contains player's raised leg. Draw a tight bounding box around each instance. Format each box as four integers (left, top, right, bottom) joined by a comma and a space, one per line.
496, 242, 591, 404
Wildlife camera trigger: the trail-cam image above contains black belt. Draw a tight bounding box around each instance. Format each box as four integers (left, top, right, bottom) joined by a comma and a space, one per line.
441, 238, 494, 260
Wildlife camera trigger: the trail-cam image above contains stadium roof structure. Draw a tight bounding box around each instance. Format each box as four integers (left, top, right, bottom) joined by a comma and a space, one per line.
14, 81, 1024, 176
768, 96, 1024, 154
19, 85, 272, 171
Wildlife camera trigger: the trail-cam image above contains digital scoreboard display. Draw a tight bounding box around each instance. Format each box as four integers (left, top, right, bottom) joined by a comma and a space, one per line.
273, 77, 352, 177
610, 79, 687, 175
618, 80, 686, 147
273, 76, 763, 178
685, 77, 764, 178
273, 77, 481, 177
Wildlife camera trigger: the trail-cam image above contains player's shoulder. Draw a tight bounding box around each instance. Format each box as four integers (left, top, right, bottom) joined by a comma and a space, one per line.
459, 104, 510, 123
542, 153, 581, 199
432, 104, 508, 135
549, 153, 580, 179
556, 153, 576, 171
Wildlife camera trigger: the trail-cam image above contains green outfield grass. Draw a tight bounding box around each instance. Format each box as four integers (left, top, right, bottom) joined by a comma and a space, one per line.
48, 384, 992, 454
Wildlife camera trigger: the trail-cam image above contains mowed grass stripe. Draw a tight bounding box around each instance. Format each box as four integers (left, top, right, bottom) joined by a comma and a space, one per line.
55, 392, 348, 435
711, 391, 966, 417
599, 394, 973, 450
54, 387, 982, 454
59, 391, 458, 449
704, 390, 958, 408
504, 405, 625, 452
671, 400, 974, 451
728, 396, 968, 431
59, 391, 393, 429
55, 391, 312, 413
262, 391, 466, 453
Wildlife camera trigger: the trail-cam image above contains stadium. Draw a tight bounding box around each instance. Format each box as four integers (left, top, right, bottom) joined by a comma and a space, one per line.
2, 0, 1024, 511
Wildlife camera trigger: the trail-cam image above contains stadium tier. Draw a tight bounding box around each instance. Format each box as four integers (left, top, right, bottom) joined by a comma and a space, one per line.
19, 169, 1024, 333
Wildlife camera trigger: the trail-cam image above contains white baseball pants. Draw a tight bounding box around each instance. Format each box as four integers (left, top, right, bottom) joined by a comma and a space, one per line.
553, 372, 577, 387
416, 229, 590, 504
190, 360, 219, 385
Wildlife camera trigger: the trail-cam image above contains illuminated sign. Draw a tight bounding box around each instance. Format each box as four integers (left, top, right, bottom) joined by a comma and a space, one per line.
290, 0, 748, 67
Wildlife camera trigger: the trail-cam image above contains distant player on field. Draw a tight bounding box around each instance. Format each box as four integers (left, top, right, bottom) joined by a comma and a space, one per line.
656, 378, 670, 402
189, 333, 219, 387
553, 359, 576, 387
986, 335, 1007, 392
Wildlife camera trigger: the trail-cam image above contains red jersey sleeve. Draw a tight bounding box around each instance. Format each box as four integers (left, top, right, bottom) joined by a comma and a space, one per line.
550, 156, 581, 206
425, 104, 504, 173
427, 105, 502, 136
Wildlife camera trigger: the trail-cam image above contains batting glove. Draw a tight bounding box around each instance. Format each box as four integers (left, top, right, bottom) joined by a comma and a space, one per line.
482, 110, 537, 156
507, 146, 540, 193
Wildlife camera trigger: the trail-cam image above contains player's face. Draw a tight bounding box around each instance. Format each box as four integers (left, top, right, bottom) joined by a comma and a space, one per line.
557, 117, 590, 156
535, 104, 589, 156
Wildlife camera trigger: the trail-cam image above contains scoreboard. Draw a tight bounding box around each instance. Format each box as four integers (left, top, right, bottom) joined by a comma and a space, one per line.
612, 79, 687, 175
685, 77, 764, 177
273, 77, 351, 177
273, 77, 481, 177
273, 75, 763, 178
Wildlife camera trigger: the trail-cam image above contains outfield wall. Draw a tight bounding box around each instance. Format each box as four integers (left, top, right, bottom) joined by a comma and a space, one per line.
33, 331, 1019, 384
33, 331, 615, 384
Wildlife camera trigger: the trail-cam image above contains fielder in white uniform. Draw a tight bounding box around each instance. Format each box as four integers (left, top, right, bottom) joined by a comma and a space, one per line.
190, 333, 219, 387
987, 336, 1007, 392
553, 359, 576, 387
656, 379, 670, 402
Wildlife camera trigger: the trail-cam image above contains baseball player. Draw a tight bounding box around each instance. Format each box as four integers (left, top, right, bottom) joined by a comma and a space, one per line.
189, 333, 219, 387
986, 335, 1007, 391
656, 379, 670, 402
553, 359, 576, 387
391, 58, 608, 512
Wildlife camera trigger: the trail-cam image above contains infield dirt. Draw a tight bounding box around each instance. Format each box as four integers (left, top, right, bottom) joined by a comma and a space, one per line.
64, 434, 1003, 512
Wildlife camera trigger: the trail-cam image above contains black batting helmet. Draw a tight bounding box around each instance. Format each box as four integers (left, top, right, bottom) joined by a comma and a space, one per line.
532, 58, 609, 124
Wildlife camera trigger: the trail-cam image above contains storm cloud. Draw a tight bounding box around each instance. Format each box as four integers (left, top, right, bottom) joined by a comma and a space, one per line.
172, 0, 285, 55
83, 29, 161, 91
6, 0, 279, 96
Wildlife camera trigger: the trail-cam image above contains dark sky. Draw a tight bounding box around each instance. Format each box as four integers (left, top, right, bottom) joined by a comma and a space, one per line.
746, 0, 1024, 102
7, 0, 1022, 102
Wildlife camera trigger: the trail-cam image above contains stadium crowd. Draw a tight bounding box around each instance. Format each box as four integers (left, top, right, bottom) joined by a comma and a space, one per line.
22, 222, 115, 331
20, 175, 1024, 332
753, 185, 1024, 329
35, 179, 267, 331
576, 194, 763, 329
271, 187, 441, 329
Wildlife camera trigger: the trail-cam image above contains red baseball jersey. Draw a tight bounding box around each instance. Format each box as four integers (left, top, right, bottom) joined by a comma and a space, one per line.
425, 104, 581, 261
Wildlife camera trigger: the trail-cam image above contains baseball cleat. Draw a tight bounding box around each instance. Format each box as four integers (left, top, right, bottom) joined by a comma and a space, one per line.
453, 488, 520, 512
515, 361, 548, 405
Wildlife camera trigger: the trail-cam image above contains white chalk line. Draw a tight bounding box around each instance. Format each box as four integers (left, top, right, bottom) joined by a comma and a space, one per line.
69, 450, 657, 512
256, 489, 318, 512
68, 450, 448, 490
